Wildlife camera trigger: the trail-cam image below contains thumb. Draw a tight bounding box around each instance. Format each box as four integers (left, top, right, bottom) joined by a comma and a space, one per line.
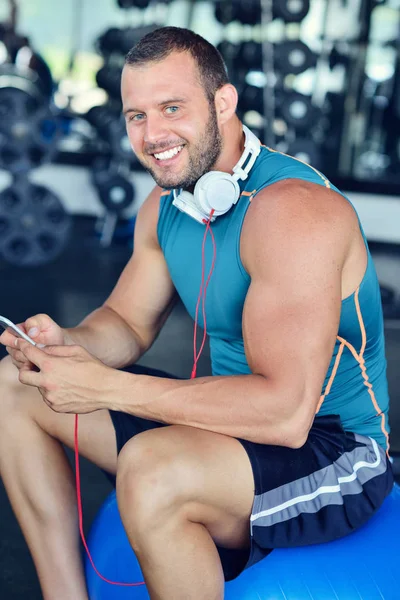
25, 314, 55, 339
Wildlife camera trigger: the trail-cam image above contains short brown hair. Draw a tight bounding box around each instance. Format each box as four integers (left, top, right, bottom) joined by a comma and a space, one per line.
125, 26, 229, 104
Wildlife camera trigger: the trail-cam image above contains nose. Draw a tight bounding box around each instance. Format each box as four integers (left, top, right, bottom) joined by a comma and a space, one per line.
143, 113, 169, 147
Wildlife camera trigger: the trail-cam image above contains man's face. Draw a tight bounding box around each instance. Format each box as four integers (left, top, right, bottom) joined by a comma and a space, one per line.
121, 52, 223, 189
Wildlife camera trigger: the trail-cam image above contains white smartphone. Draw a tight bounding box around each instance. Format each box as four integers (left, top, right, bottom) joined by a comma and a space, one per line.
0, 316, 37, 346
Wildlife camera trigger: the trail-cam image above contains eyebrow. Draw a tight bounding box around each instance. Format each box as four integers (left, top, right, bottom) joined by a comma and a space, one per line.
123, 98, 187, 116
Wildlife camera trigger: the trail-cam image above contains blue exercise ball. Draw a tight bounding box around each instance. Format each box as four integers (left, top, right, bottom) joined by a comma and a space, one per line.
85, 484, 400, 599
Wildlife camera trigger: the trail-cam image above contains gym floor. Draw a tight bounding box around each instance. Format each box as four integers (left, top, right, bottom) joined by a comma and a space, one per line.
0, 216, 399, 599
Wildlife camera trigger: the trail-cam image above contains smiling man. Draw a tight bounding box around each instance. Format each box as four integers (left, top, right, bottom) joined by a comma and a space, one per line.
0, 27, 394, 600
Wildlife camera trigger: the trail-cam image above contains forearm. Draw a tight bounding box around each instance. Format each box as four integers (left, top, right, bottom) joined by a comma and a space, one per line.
63, 306, 145, 368
111, 371, 310, 447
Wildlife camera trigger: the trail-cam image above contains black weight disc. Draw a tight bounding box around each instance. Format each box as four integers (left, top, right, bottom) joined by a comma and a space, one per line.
273, 0, 310, 22
95, 172, 135, 213
275, 40, 317, 76
0, 180, 72, 267
238, 41, 263, 71
238, 83, 264, 115
0, 86, 61, 172
280, 92, 318, 131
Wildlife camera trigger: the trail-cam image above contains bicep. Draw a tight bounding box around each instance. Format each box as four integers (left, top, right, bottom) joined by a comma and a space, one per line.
242, 182, 348, 424
105, 187, 177, 347
243, 268, 341, 416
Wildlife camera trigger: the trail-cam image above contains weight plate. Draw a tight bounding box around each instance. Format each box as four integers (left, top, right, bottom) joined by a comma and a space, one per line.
280, 91, 318, 131
0, 179, 72, 267
214, 1, 239, 25
238, 41, 263, 71
0, 86, 61, 172
275, 40, 317, 76
236, 0, 261, 25
96, 64, 122, 99
93, 167, 135, 213
86, 105, 135, 162
238, 84, 264, 115
273, 0, 310, 22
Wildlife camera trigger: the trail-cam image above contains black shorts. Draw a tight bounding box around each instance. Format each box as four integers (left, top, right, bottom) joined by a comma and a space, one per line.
108, 365, 394, 581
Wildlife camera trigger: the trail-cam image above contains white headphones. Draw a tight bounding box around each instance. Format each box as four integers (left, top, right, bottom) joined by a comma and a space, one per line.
172, 124, 260, 224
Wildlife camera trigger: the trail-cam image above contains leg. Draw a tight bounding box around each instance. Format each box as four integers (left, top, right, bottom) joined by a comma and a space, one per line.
0, 356, 118, 600
116, 424, 255, 600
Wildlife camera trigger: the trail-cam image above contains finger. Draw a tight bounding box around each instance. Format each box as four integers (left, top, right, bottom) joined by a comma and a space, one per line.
17, 340, 47, 367
0, 329, 19, 347
24, 314, 54, 340
18, 365, 43, 387
39, 344, 81, 357
6, 346, 36, 369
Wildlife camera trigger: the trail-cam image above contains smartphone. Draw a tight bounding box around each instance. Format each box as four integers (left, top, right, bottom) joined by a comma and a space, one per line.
0, 316, 37, 346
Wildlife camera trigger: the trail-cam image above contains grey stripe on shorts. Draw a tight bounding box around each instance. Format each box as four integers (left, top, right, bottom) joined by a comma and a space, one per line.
250, 435, 388, 532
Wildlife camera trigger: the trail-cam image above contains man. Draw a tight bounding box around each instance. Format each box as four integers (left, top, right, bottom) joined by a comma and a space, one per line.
0, 27, 393, 600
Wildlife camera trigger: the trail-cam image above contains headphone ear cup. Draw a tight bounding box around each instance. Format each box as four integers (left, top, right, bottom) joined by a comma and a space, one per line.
194, 171, 240, 216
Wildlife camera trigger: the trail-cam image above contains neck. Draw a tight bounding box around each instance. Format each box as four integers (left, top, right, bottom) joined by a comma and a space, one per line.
213, 117, 245, 175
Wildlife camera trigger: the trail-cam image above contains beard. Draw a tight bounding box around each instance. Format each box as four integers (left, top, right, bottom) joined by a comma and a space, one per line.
139, 103, 223, 190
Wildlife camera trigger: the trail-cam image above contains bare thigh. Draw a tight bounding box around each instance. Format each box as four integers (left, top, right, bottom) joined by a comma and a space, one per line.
118, 424, 255, 549
0, 356, 118, 475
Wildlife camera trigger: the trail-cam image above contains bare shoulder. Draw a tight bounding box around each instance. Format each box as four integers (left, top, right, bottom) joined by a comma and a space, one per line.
241, 179, 359, 274
134, 185, 164, 249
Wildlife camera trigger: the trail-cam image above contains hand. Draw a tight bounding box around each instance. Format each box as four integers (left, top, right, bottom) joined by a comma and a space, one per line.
17, 341, 115, 414
1, 314, 66, 371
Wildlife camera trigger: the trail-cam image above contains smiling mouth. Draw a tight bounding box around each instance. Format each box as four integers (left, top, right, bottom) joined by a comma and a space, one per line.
152, 145, 184, 161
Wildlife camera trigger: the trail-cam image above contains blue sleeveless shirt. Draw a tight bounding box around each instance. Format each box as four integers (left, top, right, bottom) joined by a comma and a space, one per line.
157, 146, 390, 452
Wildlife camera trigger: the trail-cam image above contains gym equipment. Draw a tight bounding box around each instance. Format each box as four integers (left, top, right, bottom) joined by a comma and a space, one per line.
214, 1, 241, 25
95, 63, 122, 101
233, 41, 316, 76
279, 91, 318, 131
85, 484, 400, 599
272, 0, 310, 23
237, 41, 263, 72
96, 28, 124, 56
85, 105, 134, 162
96, 25, 159, 57
274, 40, 317, 76
91, 158, 135, 214
216, 41, 240, 65
0, 43, 60, 173
238, 84, 264, 115
235, 0, 261, 25
91, 157, 136, 247
116, 0, 171, 7
380, 284, 396, 311
0, 178, 71, 267
215, 0, 261, 25
0, 85, 61, 172
287, 138, 323, 169
117, 0, 151, 8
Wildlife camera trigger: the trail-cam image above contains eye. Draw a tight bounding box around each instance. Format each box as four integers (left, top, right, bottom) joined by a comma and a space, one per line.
165, 106, 179, 114
129, 113, 145, 122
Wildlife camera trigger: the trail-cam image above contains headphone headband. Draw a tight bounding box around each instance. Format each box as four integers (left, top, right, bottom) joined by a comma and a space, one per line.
232, 125, 261, 182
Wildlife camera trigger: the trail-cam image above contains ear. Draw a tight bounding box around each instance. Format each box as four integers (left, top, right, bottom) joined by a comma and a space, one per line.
214, 84, 238, 126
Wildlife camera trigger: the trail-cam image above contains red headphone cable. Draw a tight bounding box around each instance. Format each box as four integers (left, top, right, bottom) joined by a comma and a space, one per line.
75, 210, 216, 587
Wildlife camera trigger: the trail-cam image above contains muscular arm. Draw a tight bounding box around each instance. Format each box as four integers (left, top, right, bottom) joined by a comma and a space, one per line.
64, 186, 177, 368
108, 180, 355, 447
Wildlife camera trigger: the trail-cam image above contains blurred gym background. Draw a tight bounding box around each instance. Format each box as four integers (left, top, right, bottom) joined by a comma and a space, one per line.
0, 0, 399, 597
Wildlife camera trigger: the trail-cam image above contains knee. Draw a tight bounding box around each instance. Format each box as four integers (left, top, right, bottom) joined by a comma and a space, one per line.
0, 355, 21, 404
0, 356, 32, 422
116, 429, 194, 530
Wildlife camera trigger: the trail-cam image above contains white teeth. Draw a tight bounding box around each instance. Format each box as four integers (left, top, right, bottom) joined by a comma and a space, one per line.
154, 145, 183, 161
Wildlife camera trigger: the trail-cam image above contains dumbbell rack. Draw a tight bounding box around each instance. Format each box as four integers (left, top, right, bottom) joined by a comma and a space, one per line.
0, 2, 71, 267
